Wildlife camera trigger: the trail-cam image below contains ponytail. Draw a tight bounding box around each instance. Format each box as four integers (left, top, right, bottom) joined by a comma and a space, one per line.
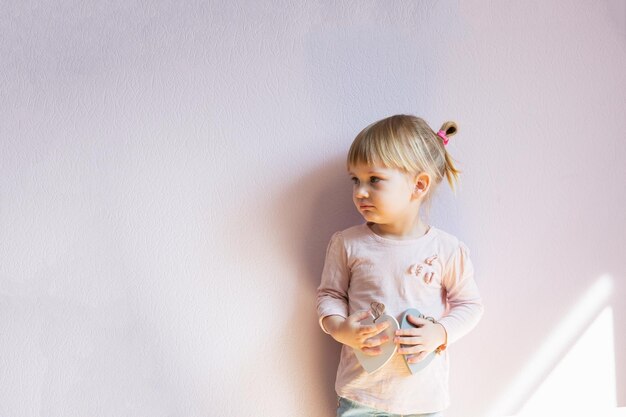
438, 121, 461, 193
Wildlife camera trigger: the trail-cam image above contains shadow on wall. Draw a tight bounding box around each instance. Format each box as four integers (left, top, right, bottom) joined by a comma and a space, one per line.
292, 157, 361, 289
274, 155, 361, 414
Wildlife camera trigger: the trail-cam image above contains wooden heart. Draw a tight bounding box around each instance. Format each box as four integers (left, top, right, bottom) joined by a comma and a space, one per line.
400, 308, 437, 374
353, 313, 399, 374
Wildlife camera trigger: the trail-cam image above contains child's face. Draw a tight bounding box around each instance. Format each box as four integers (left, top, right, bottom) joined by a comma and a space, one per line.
348, 162, 419, 225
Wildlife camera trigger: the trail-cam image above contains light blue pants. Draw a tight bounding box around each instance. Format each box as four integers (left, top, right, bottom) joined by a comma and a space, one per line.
336, 396, 444, 417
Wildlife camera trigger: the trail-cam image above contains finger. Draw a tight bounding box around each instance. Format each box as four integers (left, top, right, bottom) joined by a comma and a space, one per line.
360, 346, 383, 356
362, 335, 389, 348
395, 328, 420, 336
397, 345, 424, 355
360, 321, 390, 336
407, 351, 429, 363
394, 336, 422, 345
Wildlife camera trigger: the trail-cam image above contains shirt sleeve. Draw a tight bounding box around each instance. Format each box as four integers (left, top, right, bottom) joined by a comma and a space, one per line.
438, 241, 484, 344
316, 231, 350, 334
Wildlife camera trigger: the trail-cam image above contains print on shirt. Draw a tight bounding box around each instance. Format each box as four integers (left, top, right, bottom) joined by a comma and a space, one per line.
408, 254, 439, 284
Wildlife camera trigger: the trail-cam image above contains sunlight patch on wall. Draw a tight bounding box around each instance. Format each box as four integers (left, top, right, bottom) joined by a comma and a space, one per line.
516, 306, 616, 415
488, 275, 614, 417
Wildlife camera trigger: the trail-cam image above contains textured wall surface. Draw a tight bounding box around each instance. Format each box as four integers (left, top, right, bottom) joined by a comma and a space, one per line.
1, 1, 625, 416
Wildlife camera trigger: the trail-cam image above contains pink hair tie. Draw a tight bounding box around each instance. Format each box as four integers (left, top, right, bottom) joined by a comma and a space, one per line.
437, 130, 449, 146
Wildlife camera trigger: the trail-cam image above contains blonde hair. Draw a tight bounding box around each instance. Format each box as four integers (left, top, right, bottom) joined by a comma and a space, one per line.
347, 115, 461, 198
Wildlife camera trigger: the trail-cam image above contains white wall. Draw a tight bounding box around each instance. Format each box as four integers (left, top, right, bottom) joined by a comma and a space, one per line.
1, 1, 624, 416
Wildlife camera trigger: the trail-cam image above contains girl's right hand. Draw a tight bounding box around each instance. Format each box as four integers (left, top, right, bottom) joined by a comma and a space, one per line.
323, 310, 391, 356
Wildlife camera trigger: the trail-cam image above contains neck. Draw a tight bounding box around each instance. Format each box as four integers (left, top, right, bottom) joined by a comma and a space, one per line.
370, 217, 429, 240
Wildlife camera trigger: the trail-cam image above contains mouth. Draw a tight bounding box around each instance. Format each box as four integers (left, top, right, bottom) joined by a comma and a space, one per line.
359, 204, 374, 210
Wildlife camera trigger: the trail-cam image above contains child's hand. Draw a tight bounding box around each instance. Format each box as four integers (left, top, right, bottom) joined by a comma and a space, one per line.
324, 310, 391, 356
394, 315, 446, 363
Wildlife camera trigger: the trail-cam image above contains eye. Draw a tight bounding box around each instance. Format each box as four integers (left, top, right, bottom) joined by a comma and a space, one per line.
351, 177, 359, 185
370, 176, 381, 184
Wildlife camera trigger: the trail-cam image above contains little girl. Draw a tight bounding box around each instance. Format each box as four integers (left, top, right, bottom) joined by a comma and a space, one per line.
317, 115, 484, 416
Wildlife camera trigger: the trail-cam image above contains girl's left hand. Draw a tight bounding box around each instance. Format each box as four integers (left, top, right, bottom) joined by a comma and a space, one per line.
394, 315, 446, 364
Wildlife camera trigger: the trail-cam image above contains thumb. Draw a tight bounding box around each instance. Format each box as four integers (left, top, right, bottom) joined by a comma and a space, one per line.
351, 310, 372, 323
407, 315, 429, 326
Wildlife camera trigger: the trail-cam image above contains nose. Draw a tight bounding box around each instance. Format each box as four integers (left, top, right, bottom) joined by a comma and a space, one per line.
354, 184, 369, 199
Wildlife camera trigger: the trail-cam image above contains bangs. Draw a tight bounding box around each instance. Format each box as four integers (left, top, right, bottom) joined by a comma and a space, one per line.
347, 118, 419, 172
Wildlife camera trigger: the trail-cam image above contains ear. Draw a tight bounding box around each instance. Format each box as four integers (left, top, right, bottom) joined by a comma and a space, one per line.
413, 172, 431, 198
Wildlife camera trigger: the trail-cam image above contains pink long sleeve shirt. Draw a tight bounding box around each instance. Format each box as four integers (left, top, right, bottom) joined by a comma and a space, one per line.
316, 223, 484, 414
